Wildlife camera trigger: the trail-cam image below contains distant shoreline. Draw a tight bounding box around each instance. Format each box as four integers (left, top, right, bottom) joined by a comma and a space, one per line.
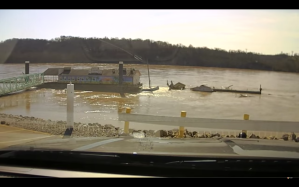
1, 62, 298, 74
1, 37, 298, 73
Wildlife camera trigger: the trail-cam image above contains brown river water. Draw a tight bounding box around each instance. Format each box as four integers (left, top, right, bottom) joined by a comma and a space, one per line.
0, 63, 299, 132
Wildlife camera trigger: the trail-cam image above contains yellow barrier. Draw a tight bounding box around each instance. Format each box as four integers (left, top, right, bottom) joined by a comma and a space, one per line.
244, 114, 249, 120
179, 111, 186, 138
124, 108, 131, 133
242, 114, 249, 137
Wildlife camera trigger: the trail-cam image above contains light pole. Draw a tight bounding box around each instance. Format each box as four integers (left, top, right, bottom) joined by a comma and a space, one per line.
99, 39, 151, 88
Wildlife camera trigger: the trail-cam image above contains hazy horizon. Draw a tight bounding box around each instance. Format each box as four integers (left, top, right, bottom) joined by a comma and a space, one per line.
0, 9, 298, 55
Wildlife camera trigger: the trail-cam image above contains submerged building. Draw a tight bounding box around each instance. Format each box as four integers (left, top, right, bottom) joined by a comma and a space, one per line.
39, 66, 143, 94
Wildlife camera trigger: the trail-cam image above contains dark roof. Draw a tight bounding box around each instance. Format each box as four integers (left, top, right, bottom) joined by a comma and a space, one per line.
43, 68, 63, 75
61, 69, 71, 75
67, 69, 89, 76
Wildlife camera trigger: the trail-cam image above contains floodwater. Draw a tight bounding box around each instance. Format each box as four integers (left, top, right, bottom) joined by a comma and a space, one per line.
0, 63, 299, 131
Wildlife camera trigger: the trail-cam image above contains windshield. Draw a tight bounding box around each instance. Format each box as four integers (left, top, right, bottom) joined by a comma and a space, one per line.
0, 9, 299, 161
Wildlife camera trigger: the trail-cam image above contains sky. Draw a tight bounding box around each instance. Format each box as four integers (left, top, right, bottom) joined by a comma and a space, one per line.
0, 9, 298, 55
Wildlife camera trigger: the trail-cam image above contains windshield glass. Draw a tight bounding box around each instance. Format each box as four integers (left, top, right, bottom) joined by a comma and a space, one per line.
0, 9, 299, 160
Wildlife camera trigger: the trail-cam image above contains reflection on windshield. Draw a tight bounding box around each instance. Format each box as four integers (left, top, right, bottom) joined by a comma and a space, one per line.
0, 10, 299, 162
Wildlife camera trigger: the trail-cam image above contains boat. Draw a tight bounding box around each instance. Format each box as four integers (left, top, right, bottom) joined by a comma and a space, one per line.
167, 80, 185, 90
38, 66, 143, 94
190, 85, 213, 92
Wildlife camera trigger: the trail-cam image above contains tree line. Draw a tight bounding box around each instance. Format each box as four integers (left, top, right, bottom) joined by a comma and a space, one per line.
0, 36, 298, 73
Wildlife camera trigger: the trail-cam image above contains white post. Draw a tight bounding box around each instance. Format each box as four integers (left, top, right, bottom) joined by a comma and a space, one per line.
67, 84, 74, 129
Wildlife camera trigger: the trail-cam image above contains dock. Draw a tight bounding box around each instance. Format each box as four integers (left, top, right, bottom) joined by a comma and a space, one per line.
191, 85, 262, 94
0, 73, 44, 97
213, 85, 262, 94
213, 88, 261, 94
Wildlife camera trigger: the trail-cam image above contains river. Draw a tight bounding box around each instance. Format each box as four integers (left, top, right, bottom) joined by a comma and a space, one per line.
0, 63, 299, 131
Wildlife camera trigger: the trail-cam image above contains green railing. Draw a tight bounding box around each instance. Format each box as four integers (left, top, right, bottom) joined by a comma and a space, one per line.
0, 73, 44, 96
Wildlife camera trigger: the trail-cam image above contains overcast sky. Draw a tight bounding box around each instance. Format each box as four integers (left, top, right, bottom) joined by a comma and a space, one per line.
0, 9, 298, 55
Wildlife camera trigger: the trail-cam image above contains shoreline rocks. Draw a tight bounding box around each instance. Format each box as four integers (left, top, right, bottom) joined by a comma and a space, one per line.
0, 113, 298, 141
282, 134, 289, 141
154, 130, 168, 137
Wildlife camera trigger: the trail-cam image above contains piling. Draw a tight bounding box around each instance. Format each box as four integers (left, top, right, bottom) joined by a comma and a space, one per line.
25, 61, 29, 74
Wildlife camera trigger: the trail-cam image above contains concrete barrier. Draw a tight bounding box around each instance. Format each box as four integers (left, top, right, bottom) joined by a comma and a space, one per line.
118, 113, 299, 133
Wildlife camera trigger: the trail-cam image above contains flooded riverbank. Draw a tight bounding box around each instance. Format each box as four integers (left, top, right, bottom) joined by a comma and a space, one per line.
0, 63, 299, 131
